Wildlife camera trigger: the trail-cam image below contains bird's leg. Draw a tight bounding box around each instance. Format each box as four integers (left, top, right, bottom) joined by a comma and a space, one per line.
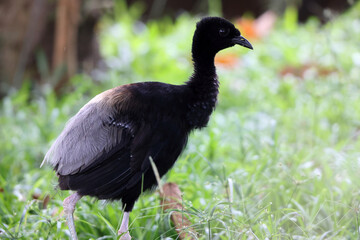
118, 211, 131, 240
63, 193, 82, 240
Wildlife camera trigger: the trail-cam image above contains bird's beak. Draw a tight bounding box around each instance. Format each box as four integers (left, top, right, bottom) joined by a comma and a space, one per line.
232, 36, 253, 50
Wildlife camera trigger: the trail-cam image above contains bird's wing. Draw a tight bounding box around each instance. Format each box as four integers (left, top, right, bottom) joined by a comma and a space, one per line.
123, 114, 189, 189
41, 85, 136, 175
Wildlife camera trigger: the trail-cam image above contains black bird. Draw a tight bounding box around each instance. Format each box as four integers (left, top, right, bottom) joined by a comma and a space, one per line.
41, 16, 252, 240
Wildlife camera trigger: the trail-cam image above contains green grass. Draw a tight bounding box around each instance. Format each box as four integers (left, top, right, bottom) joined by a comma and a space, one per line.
1, 3, 360, 239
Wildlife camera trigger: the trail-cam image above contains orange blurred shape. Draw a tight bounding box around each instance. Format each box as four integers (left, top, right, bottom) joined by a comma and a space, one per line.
236, 11, 277, 40
236, 18, 258, 40
215, 53, 239, 68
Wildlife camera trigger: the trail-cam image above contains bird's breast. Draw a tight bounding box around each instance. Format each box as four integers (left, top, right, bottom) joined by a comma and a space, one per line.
186, 98, 217, 129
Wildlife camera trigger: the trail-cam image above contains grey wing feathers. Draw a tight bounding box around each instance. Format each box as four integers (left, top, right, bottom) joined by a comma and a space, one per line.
41, 99, 123, 175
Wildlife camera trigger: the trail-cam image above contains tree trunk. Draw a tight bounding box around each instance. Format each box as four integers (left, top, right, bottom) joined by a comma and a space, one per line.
53, 0, 81, 93
0, 0, 101, 97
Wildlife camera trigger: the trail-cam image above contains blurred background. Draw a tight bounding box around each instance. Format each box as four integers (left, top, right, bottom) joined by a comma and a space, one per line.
1, 0, 360, 239
0, 0, 357, 97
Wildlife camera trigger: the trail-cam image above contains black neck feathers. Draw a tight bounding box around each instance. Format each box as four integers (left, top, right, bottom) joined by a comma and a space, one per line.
185, 74, 219, 129
190, 25, 217, 77
184, 19, 222, 129
186, 45, 219, 129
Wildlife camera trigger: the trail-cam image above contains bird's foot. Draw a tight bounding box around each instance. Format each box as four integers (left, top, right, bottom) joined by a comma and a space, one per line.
63, 193, 82, 240
118, 230, 131, 240
118, 211, 131, 239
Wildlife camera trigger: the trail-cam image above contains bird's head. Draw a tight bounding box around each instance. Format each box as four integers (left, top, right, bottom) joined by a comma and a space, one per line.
192, 17, 253, 60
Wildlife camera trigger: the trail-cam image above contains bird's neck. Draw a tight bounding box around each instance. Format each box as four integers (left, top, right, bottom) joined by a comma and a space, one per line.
185, 54, 219, 129
192, 57, 216, 77
187, 50, 218, 91
191, 45, 217, 77
186, 63, 218, 94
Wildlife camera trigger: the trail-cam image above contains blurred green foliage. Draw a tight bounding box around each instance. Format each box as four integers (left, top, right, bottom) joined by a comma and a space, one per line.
1, 2, 360, 239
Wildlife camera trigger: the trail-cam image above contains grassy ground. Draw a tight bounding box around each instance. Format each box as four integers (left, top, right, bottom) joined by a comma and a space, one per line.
1, 3, 360, 239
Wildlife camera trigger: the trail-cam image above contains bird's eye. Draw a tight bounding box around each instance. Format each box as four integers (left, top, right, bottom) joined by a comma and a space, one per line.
219, 28, 230, 37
